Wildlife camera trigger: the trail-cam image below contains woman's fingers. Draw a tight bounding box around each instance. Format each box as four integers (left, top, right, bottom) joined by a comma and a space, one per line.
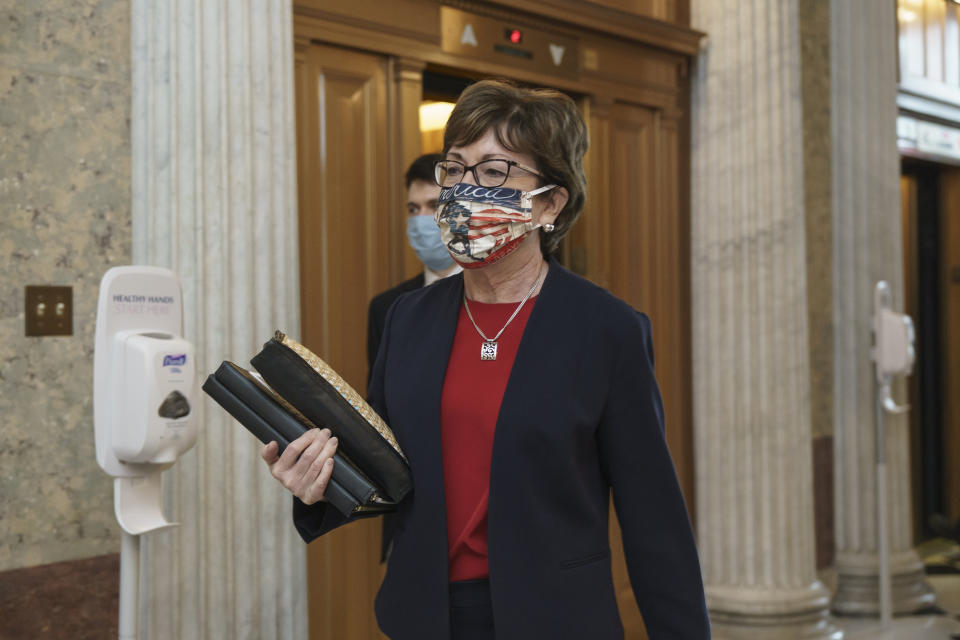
301, 457, 335, 505
260, 441, 280, 465
294, 436, 338, 502
260, 428, 340, 505
274, 428, 328, 475
293, 432, 333, 483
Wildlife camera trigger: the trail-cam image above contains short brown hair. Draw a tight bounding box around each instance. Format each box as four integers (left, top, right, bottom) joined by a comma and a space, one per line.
405, 153, 442, 189
442, 79, 588, 255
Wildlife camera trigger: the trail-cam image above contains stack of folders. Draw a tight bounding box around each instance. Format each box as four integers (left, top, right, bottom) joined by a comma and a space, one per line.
202, 331, 412, 518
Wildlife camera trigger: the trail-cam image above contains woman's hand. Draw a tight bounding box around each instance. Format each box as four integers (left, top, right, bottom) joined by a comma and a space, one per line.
260, 428, 338, 505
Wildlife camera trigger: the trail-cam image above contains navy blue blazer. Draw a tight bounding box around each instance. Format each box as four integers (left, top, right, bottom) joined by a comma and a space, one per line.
293, 259, 710, 639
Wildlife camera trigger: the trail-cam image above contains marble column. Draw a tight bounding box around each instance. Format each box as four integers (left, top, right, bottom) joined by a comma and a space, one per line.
829, 0, 934, 616
691, 1, 836, 637
130, 1, 305, 639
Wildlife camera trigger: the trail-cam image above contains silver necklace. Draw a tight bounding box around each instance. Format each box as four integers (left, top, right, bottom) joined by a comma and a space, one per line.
463, 264, 545, 361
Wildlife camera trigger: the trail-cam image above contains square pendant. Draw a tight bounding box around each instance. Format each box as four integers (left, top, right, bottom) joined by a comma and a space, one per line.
480, 341, 498, 360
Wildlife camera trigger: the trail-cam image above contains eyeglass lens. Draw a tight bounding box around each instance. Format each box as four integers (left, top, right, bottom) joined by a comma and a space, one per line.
436, 160, 513, 187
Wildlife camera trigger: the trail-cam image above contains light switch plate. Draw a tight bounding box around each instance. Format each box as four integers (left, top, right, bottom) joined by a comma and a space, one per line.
25, 285, 73, 336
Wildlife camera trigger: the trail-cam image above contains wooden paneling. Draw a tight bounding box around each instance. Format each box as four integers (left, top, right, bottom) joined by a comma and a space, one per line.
898, 0, 960, 103
294, 1, 698, 110
604, 102, 692, 495
571, 96, 614, 284
293, 0, 701, 56
499, 0, 699, 53
581, 35, 684, 101
942, 168, 960, 524
295, 0, 441, 45
420, 128, 444, 154
583, 0, 686, 27
295, 43, 394, 640
901, 174, 925, 539
392, 58, 428, 281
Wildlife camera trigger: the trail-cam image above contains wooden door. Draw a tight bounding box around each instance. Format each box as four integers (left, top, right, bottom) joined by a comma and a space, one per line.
573, 98, 692, 639
901, 173, 924, 538
942, 168, 960, 525
294, 41, 394, 640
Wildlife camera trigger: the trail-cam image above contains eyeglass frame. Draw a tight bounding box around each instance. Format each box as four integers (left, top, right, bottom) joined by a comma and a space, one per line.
433, 158, 544, 188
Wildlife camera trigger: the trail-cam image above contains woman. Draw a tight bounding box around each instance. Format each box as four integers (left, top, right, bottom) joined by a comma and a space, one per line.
261, 79, 710, 639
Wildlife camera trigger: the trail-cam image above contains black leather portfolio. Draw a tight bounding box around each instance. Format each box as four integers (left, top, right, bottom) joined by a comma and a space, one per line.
202, 331, 412, 518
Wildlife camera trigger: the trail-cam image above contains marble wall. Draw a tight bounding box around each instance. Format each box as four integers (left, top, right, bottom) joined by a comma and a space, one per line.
0, 0, 131, 570
799, 0, 834, 442
799, 0, 836, 568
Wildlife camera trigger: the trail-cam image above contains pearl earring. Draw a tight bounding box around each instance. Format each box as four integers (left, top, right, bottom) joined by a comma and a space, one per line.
543, 223, 555, 233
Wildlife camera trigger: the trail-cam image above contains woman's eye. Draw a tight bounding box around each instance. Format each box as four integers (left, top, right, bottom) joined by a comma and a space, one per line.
446, 166, 464, 177
480, 167, 507, 180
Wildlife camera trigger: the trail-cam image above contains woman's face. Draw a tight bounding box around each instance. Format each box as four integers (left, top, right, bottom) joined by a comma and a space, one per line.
445, 128, 566, 229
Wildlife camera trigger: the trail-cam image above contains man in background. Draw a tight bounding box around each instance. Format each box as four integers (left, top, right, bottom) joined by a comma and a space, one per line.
367, 153, 461, 374
367, 153, 461, 561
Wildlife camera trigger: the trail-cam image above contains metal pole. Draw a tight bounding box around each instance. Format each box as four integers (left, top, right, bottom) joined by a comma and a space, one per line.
119, 530, 139, 640
875, 381, 893, 628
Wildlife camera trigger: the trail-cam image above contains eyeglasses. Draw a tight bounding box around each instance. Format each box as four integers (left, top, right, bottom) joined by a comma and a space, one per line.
434, 159, 542, 188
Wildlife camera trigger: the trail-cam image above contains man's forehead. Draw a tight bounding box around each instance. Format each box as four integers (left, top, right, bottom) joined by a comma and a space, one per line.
407, 179, 440, 200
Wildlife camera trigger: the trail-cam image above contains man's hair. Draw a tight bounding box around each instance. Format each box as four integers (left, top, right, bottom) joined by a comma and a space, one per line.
442, 79, 588, 255
405, 153, 443, 189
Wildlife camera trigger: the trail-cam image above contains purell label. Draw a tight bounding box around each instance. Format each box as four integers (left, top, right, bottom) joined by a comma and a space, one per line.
163, 354, 187, 367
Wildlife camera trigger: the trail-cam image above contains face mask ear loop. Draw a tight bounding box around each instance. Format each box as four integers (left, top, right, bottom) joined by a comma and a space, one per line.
521, 183, 558, 209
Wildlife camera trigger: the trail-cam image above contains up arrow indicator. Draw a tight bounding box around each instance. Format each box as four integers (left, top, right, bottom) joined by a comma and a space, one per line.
460, 23, 478, 47
549, 43, 565, 66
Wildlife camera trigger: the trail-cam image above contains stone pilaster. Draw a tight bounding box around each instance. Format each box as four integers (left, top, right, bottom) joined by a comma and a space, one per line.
130, 1, 305, 638
829, 0, 934, 616
691, 0, 837, 637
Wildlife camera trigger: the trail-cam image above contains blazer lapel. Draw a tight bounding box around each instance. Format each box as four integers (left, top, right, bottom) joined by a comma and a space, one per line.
489, 257, 569, 476
391, 275, 464, 583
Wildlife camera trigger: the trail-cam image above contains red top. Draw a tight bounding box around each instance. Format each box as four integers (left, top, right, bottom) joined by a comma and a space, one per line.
441, 296, 537, 582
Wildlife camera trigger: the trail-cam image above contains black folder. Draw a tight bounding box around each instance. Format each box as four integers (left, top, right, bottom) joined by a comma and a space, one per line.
203, 360, 400, 517
249, 331, 412, 503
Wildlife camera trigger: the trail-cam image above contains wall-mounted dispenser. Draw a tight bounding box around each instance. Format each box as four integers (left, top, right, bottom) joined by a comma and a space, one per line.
93, 266, 198, 640
871, 280, 915, 631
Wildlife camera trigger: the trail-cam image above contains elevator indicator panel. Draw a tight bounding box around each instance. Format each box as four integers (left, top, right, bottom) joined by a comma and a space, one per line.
441, 7, 579, 80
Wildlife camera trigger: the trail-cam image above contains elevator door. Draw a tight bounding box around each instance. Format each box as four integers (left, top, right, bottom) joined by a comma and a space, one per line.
294, 42, 393, 640
901, 164, 960, 541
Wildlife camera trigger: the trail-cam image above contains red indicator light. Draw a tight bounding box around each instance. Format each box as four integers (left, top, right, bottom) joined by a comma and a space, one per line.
507, 29, 523, 44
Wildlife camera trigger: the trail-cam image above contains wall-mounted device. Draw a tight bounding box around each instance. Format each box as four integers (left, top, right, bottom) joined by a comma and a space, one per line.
871, 280, 916, 630
873, 282, 915, 412
94, 266, 198, 483
93, 265, 198, 640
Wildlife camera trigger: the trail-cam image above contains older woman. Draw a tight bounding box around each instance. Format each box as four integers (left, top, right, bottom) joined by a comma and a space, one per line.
262, 79, 709, 639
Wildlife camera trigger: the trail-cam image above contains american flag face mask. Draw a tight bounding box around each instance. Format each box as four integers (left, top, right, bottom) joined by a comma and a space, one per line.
435, 183, 557, 268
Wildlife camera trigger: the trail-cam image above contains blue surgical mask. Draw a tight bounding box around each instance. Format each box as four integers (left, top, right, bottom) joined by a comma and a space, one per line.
406, 215, 455, 272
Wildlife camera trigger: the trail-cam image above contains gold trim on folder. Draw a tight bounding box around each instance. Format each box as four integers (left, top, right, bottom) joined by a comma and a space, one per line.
275, 331, 408, 463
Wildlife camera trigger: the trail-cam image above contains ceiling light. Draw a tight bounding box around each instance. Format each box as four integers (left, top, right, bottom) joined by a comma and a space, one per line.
419, 102, 455, 132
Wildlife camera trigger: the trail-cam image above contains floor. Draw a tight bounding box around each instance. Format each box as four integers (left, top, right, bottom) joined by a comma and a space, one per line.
837, 615, 960, 640
832, 571, 960, 639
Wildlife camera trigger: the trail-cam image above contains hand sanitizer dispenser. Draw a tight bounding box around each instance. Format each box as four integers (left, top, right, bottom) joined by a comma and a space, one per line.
871, 280, 916, 630
111, 330, 197, 464
93, 266, 199, 640
94, 267, 199, 480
